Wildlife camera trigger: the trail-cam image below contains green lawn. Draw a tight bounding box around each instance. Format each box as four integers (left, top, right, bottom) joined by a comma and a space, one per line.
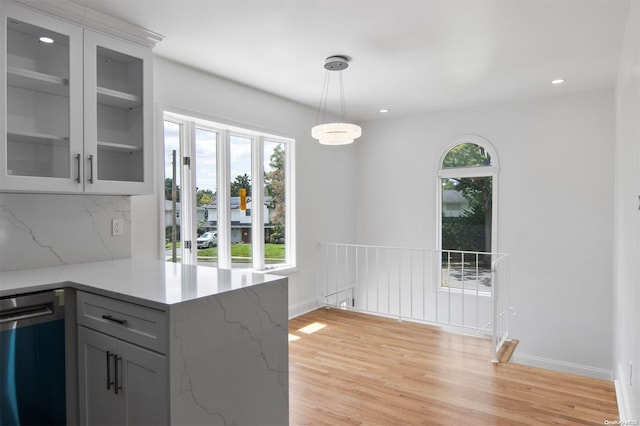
165, 241, 181, 249
197, 243, 285, 263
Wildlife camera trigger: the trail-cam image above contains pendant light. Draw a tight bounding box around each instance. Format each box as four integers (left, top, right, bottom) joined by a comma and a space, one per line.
311, 55, 362, 145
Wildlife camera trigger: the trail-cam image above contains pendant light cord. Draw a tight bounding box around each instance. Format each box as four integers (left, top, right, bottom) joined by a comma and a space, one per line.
339, 71, 346, 120
315, 70, 330, 125
315, 68, 348, 124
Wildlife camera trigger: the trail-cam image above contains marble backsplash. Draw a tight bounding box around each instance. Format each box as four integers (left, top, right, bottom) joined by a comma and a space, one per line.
0, 193, 131, 272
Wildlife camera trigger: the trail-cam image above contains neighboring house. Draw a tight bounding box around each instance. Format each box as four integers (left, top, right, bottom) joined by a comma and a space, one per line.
164, 200, 205, 228
442, 190, 469, 217
198, 196, 275, 243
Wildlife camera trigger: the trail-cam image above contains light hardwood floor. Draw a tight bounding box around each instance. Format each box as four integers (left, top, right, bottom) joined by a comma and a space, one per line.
289, 308, 618, 425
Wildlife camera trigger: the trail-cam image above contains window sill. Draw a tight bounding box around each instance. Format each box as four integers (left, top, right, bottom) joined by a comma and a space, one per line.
437, 286, 491, 298
256, 265, 298, 276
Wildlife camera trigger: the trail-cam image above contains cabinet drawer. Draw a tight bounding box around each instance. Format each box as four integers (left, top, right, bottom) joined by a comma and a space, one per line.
77, 291, 166, 354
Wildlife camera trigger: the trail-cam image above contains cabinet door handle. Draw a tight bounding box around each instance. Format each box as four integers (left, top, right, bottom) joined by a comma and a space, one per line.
88, 154, 94, 184
114, 354, 122, 395
106, 351, 114, 390
75, 154, 81, 183
102, 314, 127, 326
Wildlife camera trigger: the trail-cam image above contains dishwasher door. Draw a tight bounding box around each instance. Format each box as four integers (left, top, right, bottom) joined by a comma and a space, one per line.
0, 290, 66, 426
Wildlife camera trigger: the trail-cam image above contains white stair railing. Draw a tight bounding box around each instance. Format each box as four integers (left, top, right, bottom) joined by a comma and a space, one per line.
318, 242, 511, 362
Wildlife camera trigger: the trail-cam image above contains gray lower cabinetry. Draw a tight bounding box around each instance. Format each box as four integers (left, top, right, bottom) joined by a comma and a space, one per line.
0, 260, 289, 425
74, 275, 288, 425
77, 327, 168, 425
77, 291, 168, 425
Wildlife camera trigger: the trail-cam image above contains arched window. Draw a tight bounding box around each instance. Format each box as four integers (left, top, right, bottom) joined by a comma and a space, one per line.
437, 135, 499, 290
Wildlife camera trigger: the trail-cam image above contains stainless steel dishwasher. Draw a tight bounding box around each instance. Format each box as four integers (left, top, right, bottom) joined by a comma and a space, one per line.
0, 290, 66, 426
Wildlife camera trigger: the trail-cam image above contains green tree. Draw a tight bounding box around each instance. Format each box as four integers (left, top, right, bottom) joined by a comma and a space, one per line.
265, 144, 285, 239
442, 143, 491, 168
164, 178, 180, 202
230, 174, 251, 196
196, 188, 215, 206
442, 177, 491, 253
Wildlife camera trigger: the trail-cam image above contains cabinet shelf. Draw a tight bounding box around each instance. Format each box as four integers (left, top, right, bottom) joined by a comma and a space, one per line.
97, 141, 142, 152
97, 86, 140, 108
7, 66, 69, 97
8, 130, 69, 146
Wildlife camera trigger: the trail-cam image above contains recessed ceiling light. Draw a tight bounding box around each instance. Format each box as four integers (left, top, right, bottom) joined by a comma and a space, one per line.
551, 79, 565, 85
379, 109, 389, 113
39, 36, 54, 44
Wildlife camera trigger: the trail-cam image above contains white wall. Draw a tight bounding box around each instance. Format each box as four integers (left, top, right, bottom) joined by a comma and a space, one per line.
131, 57, 358, 316
356, 89, 615, 378
613, 0, 639, 420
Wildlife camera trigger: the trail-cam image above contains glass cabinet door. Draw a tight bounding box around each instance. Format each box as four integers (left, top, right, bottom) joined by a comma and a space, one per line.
83, 30, 153, 195
1, 5, 83, 192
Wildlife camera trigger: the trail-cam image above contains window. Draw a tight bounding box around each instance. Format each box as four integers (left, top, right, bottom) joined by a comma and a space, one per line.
438, 136, 499, 291
163, 111, 295, 271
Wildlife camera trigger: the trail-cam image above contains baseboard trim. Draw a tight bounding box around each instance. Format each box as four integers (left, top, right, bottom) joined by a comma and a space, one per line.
289, 298, 321, 319
511, 353, 612, 380
615, 363, 632, 421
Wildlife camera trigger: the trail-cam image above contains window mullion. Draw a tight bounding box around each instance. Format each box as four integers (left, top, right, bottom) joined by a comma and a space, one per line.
181, 121, 197, 265
217, 129, 232, 269
285, 140, 295, 267
252, 137, 265, 270
438, 167, 497, 179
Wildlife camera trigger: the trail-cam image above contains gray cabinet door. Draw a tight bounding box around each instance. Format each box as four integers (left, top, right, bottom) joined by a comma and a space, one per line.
118, 339, 168, 425
78, 326, 124, 425
78, 326, 167, 425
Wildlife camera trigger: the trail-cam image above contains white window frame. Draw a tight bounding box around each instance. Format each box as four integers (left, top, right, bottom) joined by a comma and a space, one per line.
436, 135, 500, 292
160, 109, 296, 272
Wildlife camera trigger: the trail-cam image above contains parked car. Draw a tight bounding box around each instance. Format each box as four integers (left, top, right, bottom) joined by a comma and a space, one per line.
197, 232, 217, 248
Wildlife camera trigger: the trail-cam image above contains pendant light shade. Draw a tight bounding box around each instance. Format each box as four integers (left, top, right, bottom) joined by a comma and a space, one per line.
312, 56, 362, 145
311, 122, 362, 145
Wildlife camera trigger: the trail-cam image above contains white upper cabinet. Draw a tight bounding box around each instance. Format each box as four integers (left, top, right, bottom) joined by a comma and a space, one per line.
1, 4, 83, 192
0, 1, 160, 194
83, 31, 153, 194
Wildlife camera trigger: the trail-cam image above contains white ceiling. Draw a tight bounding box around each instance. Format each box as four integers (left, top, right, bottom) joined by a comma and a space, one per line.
70, 0, 630, 122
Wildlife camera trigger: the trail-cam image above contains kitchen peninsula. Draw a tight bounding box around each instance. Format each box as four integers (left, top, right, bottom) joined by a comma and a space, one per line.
0, 259, 289, 425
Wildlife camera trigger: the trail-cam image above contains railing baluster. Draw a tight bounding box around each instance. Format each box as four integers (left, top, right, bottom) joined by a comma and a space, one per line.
344, 245, 348, 307
491, 255, 500, 363
461, 251, 465, 327
475, 252, 479, 329
335, 244, 339, 308
387, 248, 391, 315
398, 249, 402, 321
410, 249, 413, 320
434, 251, 438, 325
324, 244, 329, 308
447, 250, 451, 325
355, 246, 359, 310
365, 247, 369, 312
376, 248, 380, 313
422, 250, 426, 321
317, 243, 509, 363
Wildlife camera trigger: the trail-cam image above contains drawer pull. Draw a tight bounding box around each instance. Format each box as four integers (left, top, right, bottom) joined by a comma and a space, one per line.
102, 314, 128, 326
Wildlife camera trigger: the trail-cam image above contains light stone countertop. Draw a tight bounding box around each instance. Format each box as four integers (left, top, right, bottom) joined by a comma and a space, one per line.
0, 258, 285, 309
